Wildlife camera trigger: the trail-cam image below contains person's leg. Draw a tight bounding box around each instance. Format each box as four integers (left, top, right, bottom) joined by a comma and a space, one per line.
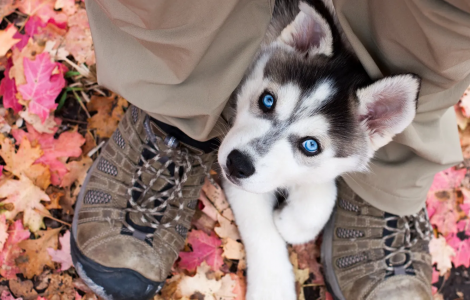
86, 0, 273, 141
323, 1, 470, 299
336, 0, 470, 215
71, 1, 273, 300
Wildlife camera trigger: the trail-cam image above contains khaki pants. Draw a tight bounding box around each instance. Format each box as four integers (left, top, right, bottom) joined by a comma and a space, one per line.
86, 0, 470, 215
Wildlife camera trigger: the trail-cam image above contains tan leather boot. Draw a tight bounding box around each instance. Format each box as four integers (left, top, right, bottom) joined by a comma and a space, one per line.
71, 105, 217, 300
322, 178, 434, 300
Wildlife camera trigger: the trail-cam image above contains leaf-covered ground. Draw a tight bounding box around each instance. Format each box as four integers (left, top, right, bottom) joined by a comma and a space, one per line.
0, 1, 469, 299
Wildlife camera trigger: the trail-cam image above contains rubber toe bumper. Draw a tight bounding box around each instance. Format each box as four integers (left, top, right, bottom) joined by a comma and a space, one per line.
70, 231, 164, 300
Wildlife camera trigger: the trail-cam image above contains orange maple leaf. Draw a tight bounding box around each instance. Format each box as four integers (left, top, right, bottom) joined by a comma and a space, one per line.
16, 227, 61, 279
0, 24, 20, 57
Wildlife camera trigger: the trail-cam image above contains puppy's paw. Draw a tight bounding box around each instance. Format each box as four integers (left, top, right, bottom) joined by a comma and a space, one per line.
274, 207, 317, 244
246, 260, 296, 300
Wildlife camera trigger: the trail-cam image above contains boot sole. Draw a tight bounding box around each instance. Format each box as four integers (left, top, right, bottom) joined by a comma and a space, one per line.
71, 156, 164, 300
321, 208, 346, 300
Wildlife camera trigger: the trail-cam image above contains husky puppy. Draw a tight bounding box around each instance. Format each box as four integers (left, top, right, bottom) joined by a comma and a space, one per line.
217, 0, 420, 299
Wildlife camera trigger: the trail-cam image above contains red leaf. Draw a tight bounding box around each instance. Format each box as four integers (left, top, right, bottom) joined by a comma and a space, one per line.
13, 16, 47, 50
0, 220, 30, 279
0, 59, 22, 112
47, 230, 73, 271
429, 167, 466, 192
18, 52, 65, 122
447, 234, 470, 268
178, 230, 223, 272
12, 122, 86, 185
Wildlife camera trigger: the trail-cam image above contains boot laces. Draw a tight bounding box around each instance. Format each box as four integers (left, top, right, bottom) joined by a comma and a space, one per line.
383, 209, 433, 272
122, 136, 212, 238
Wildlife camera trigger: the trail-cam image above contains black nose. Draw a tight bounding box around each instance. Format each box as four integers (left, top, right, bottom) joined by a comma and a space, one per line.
226, 150, 255, 179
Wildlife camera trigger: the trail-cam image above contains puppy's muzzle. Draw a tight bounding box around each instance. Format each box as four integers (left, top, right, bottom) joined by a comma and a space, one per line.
226, 150, 255, 179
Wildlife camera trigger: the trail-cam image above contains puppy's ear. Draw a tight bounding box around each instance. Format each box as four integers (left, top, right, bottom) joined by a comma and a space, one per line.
278, 1, 333, 57
357, 74, 421, 150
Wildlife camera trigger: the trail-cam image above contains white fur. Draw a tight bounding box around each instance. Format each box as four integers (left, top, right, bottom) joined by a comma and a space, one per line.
223, 180, 296, 300
278, 2, 334, 57
219, 2, 421, 300
299, 81, 334, 115
357, 74, 419, 151
274, 181, 337, 244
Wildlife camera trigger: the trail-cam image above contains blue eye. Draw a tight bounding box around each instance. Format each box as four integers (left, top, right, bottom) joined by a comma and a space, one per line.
302, 139, 319, 153
259, 92, 276, 112
262, 94, 274, 108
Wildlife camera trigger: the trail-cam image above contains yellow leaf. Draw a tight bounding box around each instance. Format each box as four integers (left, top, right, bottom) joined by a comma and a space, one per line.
0, 25, 20, 57
0, 176, 50, 232
17, 228, 61, 279
0, 137, 42, 177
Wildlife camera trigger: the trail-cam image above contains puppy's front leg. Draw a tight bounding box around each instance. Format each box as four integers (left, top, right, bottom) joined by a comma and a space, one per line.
274, 181, 337, 244
223, 179, 296, 300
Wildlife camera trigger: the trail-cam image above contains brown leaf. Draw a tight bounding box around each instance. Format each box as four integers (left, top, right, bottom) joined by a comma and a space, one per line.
81, 131, 96, 157
43, 273, 76, 300
87, 95, 128, 138
35, 270, 52, 291
16, 228, 61, 279
293, 239, 324, 285
60, 155, 93, 189
45, 191, 64, 210
8, 278, 38, 300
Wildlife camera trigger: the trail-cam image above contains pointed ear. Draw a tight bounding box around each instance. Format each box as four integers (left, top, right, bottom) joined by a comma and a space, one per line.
278, 1, 333, 57
357, 74, 421, 150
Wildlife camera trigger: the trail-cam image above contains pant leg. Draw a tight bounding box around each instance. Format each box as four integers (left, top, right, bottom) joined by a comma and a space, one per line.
333, 0, 470, 215
85, 0, 274, 141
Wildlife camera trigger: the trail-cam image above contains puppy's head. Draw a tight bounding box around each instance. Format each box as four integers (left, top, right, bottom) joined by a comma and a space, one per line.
218, 2, 420, 193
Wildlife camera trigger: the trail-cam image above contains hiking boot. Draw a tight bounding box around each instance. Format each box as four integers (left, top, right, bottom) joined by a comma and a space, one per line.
71, 105, 218, 300
322, 178, 433, 300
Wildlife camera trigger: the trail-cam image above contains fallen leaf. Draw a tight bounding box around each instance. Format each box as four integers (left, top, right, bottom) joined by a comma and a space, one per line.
0, 215, 8, 252
8, 278, 38, 300
199, 192, 219, 221
47, 230, 73, 271
0, 0, 17, 20
86, 95, 128, 138
55, 0, 76, 15
447, 234, 470, 268
43, 273, 75, 300
19, 109, 58, 134
16, 228, 61, 279
429, 167, 466, 192
60, 156, 93, 189
12, 123, 86, 185
44, 190, 63, 210
0, 24, 20, 57
0, 291, 21, 300
17, 0, 66, 24
18, 52, 65, 122
0, 176, 51, 232
0, 220, 30, 279
178, 230, 224, 272
0, 59, 22, 112
215, 213, 241, 241
459, 87, 470, 117
178, 262, 222, 299
289, 250, 310, 299
202, 180, 230, 215
293, 240, 324, 285
222, 238, 244, 260
65, 9, 94, 65
215, 274, 238, 300
0, 137, 42, 177
429, 236, 455, 276
9, 39, 45, 86
191, 210, 217, 235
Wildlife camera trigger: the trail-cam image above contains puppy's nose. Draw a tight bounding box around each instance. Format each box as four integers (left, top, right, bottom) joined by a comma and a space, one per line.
226, 150, 255, 179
